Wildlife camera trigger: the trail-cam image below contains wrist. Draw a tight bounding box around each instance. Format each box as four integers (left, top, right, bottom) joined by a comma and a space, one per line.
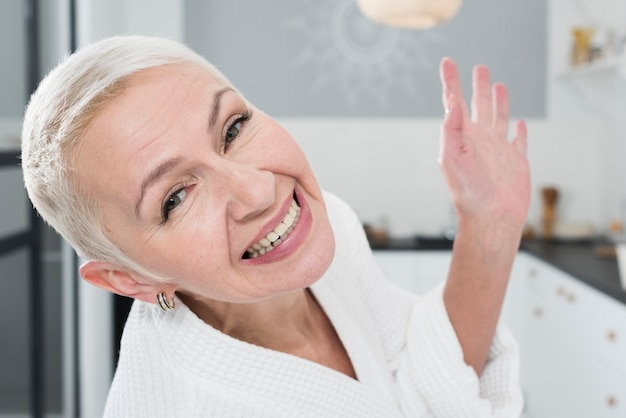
455, 214, 524, 245
452, 216, 523, 270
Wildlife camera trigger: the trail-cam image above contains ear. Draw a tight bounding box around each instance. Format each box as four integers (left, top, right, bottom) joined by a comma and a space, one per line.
79, 260, 176, 305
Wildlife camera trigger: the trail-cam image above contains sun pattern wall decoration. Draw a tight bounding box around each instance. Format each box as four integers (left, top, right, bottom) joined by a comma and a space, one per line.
184, 0, 546, 117
285, 0, 444, 109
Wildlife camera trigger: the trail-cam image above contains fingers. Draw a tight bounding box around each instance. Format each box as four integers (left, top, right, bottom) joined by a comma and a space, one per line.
492, 83, 509, 139
439, 57, 468, 119
442, 95, 464, 133
470, 64, 492, 124
439, 95, 464, 163
441, 58, 523, 151
512, 120, 528, 154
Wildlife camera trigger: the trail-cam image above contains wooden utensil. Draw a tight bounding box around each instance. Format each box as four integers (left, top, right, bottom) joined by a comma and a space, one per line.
541, 186, 559, 239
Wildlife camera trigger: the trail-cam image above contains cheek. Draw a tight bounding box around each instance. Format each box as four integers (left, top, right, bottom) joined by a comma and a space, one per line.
316, 219, 336, 268
277, 139, 322, 191
158, 220, 224, 270
118, 216, 223, 280
300, 213, 336, 285
259, 123, 308, 163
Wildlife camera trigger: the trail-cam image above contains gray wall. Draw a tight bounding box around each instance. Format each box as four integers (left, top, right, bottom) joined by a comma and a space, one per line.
0, 0, 30, 412
0, 248, 30, 411
184, 0, 546, 117
0, 0, 27, 117
0, 0, 64, 414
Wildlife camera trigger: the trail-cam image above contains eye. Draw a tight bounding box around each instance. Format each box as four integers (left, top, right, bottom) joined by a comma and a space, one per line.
223, 110, 252, 152
162, 188, 187, 222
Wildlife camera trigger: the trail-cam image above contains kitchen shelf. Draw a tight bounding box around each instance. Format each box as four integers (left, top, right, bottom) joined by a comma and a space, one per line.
555, 54, 625, 77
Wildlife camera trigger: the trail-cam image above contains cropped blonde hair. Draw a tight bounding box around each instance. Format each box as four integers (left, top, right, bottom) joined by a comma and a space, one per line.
22, 35, 235, 280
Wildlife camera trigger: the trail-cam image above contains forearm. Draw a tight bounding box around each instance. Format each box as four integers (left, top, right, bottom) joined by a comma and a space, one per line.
443, 216, 523, 375
437, 58, 529, 375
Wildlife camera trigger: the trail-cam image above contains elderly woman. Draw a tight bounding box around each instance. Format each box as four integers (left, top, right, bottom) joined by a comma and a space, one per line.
22, 36, 529, 417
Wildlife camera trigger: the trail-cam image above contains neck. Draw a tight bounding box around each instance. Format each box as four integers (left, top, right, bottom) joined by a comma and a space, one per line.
178, 287, 357, 379
178, 288, 320, 352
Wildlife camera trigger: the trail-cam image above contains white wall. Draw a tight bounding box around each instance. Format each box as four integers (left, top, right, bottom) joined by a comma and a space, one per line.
77, 0, 183, 45
279, 118, 621, 237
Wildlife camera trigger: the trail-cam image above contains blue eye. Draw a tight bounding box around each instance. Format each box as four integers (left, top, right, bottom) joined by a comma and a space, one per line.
162, 188, 186, 221
225, 121, 241, 146
223, 111, 252, 151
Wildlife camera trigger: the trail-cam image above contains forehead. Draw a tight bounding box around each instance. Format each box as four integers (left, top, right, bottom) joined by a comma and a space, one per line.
120, 63, 223, 110
82, 63, 222, 148
74, 64, 224, 197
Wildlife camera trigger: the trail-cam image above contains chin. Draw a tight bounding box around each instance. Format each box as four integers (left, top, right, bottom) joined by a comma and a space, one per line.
269, 225, 336, 296
299, 239, 336, 287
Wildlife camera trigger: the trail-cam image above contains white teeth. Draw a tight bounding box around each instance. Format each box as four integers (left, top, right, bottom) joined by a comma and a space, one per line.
274, 222, 288, 237
267, 231, 279, 243
245, 198, 301, 258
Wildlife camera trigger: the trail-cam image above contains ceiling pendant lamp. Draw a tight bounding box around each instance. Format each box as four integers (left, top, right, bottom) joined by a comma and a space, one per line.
356, 0, 463, 29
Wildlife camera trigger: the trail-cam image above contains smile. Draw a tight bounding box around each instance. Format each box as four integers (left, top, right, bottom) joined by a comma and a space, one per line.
243, 197, 301, 259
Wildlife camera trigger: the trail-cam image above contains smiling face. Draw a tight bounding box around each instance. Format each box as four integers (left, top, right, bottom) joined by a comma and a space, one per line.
75, 63, 335, 303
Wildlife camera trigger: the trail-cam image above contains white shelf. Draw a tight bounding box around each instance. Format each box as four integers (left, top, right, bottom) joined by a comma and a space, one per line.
555, 54, 624, 77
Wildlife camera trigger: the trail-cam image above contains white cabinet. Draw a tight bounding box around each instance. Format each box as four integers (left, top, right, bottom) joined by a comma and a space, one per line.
374, 250, 626, 418
514, 254, 626, 418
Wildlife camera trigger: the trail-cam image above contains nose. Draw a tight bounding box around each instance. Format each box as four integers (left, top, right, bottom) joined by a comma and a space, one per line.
219, 160, 275, 222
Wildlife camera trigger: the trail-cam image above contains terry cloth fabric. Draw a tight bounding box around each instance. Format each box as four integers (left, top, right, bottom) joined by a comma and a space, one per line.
103, 191, 523, 417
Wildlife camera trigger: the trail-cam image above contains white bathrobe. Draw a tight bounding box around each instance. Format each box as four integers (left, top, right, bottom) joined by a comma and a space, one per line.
104, 191, 523, 417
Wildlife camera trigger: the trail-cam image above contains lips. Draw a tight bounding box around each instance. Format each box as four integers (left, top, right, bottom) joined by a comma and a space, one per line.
243, 196, 301, 259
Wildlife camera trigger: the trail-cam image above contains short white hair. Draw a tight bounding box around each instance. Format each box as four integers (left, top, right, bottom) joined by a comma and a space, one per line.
22, 35, 235, 280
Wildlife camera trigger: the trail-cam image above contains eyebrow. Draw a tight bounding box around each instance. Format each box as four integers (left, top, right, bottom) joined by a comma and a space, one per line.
209, 87, 235, 132
135, 157, 183, 218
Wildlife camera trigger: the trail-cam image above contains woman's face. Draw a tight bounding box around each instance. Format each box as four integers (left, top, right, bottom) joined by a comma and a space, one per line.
76, 63, 335, 303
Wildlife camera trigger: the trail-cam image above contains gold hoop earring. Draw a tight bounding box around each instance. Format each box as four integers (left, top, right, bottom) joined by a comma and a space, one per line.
157, 292, 175, 312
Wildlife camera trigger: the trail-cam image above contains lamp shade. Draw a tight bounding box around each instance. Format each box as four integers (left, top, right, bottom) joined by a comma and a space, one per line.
356, 0, 462, 29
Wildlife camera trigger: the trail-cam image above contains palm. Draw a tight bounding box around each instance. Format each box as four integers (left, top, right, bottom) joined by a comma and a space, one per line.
438, 58, 530, 230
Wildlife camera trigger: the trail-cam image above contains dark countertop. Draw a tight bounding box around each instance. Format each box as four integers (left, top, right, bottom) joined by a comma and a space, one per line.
369, 236, 454, 251
370, 235, 626, 305
520, 238, 626, 305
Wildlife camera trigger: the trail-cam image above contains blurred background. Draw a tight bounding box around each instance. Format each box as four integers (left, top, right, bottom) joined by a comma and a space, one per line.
1, 0, 625, 417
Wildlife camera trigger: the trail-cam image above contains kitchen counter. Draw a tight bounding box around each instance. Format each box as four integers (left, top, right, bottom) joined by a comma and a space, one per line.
370, 235, 626, 305
369, 235, 454, 251
520, 238, 626, 305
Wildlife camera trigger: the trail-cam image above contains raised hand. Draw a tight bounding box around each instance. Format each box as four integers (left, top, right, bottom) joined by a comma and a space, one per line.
437, 58, 531, 375
438, 58, 530, 232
